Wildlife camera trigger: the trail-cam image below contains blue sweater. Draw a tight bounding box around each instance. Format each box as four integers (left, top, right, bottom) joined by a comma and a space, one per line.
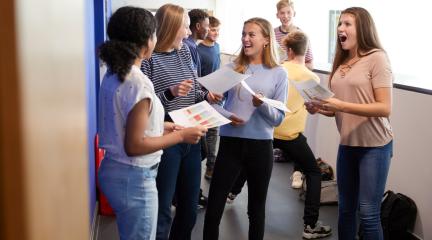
197, 42, 221, 76
214, 63, 288, 140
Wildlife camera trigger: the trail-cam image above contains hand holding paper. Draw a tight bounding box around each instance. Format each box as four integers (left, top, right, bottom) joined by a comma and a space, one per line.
290, 79, 334, 102
240, 81, 291, 112
168, 101, 231, 128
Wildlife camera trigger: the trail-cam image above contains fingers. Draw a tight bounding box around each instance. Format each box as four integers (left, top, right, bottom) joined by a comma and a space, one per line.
176, 79, 193, 97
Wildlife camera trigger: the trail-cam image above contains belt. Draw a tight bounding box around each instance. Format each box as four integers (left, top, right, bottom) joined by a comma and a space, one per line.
150, 162, 159, 170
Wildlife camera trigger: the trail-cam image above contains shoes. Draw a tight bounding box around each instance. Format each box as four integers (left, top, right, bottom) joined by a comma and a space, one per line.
204, 167, 213, 180
198, 192, 208, 209
303, 221, 332, 239
226, 193, 237, 204
291, 171, 303, 189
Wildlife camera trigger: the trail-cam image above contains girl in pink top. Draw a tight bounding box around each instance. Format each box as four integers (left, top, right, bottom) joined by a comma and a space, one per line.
306, 7, 393, 240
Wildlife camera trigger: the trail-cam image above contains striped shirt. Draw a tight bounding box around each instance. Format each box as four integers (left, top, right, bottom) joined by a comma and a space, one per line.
141, 45, 208, 118
274, 26, 313, 63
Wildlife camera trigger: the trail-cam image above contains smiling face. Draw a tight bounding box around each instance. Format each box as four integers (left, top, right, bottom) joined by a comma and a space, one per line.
206, 25, 220, 42
338, 13, 358, 54
172, 13, 191, 50
242, 22, 269, 62
276, 6, 295, 28
196, 17, 210, 40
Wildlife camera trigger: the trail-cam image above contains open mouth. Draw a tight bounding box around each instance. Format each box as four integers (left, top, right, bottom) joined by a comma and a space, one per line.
339, 35, 347, 43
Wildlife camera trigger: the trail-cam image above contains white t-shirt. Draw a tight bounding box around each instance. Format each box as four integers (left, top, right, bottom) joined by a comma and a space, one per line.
99, 65, 165, 167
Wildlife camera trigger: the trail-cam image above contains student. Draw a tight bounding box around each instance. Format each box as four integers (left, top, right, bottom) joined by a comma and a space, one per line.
183, 8, 210, 77
183, 8, 211, 209
141, 4, 221, 240
225, 32, 332, 240
203, 17, 288, 240
273, 30, 331, 239
97, 6, 207, 240
197, 16, 222, 180
274, 0, 314, 70
306, 7, 393, 240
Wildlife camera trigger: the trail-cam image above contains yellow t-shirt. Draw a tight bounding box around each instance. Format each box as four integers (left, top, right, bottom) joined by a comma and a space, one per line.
273, 62, 320, 140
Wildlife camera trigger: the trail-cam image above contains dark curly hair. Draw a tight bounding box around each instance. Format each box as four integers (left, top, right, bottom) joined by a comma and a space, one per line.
188, 9, 208, 31
99, 6, 156, 81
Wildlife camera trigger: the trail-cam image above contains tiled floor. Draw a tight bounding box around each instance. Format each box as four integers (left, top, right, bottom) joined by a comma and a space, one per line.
96, 161, 338, 240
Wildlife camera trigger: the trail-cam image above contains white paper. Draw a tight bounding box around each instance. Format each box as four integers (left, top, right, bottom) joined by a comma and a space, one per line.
168, 101, 231, 128
240, 81, 290, 112
197, 67, 251, 94
290, 79, 334, 101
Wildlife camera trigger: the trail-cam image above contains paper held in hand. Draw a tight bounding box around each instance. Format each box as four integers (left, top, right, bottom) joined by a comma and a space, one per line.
197, 66, 251, 94
240, 81, 291, 113
290, 79, 334, 101
168, 101, 231, 128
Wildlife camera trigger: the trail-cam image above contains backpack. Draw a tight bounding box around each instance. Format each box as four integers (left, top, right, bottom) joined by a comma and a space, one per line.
299, 158, 338, 205
381, 191, 417, 240
359, 190, 417, 240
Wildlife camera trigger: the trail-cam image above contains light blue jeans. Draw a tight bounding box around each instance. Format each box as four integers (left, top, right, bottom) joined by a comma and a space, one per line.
337, 141, 393, 240
98, 158, 159, 240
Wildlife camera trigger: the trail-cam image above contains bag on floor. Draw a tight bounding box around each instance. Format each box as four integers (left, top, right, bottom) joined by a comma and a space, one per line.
316, 157, 334, 181
358, 190, 417, 240
381, 190, 417, 240
299, 179, 338, 205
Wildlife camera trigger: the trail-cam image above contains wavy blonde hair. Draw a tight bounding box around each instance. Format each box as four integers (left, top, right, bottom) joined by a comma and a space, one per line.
233, 17, 279, 74
154, 4, 185, 52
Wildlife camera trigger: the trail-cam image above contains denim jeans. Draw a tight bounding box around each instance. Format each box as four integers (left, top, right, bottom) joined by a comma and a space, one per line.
337, 141, 393, 240
156, 143, 201, 240
98, 158, 158, 240
205, 127, 219, 169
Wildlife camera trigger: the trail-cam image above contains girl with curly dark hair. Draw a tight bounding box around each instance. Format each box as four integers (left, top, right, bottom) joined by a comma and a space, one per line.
98, 6, 206, 240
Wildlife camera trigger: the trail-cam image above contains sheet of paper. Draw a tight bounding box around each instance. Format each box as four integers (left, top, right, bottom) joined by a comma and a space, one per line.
240, 81, 290, 112
290, 79, 334, 101
168, 101, 231, 128
198, 67, 251, 94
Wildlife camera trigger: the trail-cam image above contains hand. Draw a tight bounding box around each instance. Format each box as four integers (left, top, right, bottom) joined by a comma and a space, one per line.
207, 92, 223, 104
305, 101, 320, 114
179, 126, 208, 144
170, 79, 193, 97
229, 114, 245, 127
318, 97, 344, 113
163, 122, 184, 135
252, 93, 264, 107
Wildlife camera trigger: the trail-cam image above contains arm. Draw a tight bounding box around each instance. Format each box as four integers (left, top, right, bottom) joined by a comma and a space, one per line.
255, 74, 288, 126
124, 99, 207, 156
321, 87, 392, 117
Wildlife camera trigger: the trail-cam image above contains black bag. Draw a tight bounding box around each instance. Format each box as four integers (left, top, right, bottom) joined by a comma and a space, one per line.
381, 190, 417, 240
359, 190, 417, 240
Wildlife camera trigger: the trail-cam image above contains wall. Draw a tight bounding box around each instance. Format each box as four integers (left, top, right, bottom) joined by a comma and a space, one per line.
5, 0, 90, 238
306, 72, 432, 239
111, 0, 215, 12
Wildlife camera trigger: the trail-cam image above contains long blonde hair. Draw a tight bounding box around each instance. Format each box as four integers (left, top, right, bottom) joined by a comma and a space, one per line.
234, 17, 279, 73
329, 7, 384, 82
154, 4, 185, 52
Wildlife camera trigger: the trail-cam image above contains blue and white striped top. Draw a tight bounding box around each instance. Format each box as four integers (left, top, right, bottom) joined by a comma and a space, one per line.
141, 45, 208, 118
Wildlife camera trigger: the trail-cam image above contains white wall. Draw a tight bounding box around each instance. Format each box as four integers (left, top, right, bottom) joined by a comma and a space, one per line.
305, 72, 432, 240
111, 0, 215, 12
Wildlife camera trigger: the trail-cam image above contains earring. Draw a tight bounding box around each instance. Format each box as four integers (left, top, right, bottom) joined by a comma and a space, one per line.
264, 44, 267, 49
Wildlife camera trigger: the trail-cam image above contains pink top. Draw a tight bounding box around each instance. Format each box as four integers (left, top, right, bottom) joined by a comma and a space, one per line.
330, 50, 393, 147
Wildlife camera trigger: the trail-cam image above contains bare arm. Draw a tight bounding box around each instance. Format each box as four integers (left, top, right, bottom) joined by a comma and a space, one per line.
124, 99, 207, 156
320, 87, 392, 117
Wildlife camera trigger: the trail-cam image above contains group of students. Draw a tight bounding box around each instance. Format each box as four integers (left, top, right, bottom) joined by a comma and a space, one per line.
97, 0, 394, 240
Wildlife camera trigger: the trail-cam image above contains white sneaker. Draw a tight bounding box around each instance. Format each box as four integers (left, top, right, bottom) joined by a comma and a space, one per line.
291, 171, 303, 189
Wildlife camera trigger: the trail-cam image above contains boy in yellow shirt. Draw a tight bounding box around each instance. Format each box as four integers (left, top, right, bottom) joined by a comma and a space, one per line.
273, 31, 331, 239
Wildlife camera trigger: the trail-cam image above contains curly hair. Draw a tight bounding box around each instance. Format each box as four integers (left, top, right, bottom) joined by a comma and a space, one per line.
188, 9, 209, 31
99, 6, 156, 81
